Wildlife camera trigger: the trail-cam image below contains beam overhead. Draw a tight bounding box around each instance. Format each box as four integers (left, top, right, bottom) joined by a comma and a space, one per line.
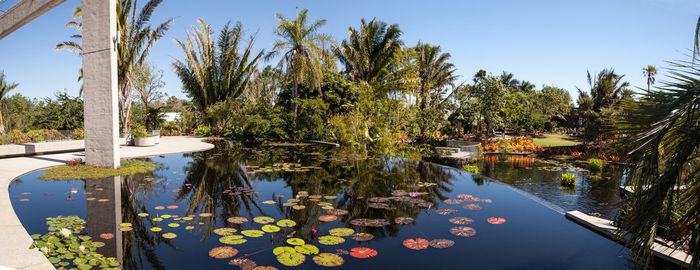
0, 0, 66, 40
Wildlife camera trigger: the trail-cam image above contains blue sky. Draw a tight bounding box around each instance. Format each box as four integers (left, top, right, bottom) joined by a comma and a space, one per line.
0, 0, 698, 102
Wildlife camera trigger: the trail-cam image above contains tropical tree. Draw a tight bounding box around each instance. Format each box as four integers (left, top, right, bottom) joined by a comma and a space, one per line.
500, 71, 520, 90
334, 18, 403, 87
642, 65, 658, 92
414, 42, 457, 110
173, 19, 263, 112
576, 69, 629, 143
0, 71, 19, 135
55, 7, 84, 96
116, 0, 173, 135
267, 9, 332, 138
132, 62, 165, 130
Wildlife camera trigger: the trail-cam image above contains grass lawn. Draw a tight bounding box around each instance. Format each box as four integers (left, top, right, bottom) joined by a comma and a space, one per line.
533, 134, 582, 147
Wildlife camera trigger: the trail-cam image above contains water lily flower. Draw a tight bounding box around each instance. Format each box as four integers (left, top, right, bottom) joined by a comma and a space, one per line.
40, 246, 49, 254
79, 245, 86, 253
409, 192, 419, 197
59, 228, 71, 238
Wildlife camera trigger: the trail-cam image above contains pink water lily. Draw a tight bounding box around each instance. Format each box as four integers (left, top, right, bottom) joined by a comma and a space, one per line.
409, 192, 419, 197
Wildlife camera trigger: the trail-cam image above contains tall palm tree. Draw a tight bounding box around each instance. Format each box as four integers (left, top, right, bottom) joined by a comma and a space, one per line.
266, 9, 331, 139
0, 71, 19, 135
55, 7, 84, 96
414, 42, 456, 110
576, 68, 629, 144
116, 0, 173, 135
519, 81, 536, 92
333, 18, 403, 86
500, 71, 520, 90
642, 65, 658, 92
172, 19, 263, 113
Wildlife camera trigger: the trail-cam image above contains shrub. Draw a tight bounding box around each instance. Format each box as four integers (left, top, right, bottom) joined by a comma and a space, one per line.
131, 123, 149, 138
0, 129, 68, 145
587, 158, 603, 171
462, 164, 480, 174
71, 128, 84, 140
194, 126, 212, 136
66, 158, 83, 167
560, 173, 577, 187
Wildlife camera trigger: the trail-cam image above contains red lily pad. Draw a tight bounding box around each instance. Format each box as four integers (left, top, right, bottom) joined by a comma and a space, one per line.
352, 233, 374, 241
436, 209, 458, 215
166, 205, 178, 209
209, 246, 238, 259
276, 252, 305, 267
154, 206, 165, 210
325, 209, 348, 215
429, 239, 454, 248
394, 217, 414, 224
349, 247, 377, 258
312, 253, 344, 267
449, 217, 474, 225
252, 267, 277, 270
349, 218, 390, 227
443, 199, 464, 204
487, 217, 506, 224
367, 197, 390, 203
318, 215, 338, 222
368, 203, 389, 209
18, 199, 29, 202
403, 238, 429, 250
227, 217, 249, 224
450, 226, 476, 237
99, 233, 114, 239
462, 204, 483, 210
199, 213, 213, 217
229, 258, 257, 269
480, 199, 493, 203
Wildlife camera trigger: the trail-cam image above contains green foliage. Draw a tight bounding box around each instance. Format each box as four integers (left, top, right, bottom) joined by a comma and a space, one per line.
0, 129, 68, 145
0, 93, 35, 132
194, 126, 212, 137
32, 93, 84, 130
39, 159, 156, 180
294, 98, 329, 141
71, 128, 84, 140
560, 173, 577, 187
29, 216, 120, 269
462, 164, 479, 174
587, 158, 603, 171
131, 123, 149, 138
160, 121, 180, 136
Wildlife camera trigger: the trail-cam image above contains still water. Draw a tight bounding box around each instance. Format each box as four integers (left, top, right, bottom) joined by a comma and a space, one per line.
10, 140, 634, 269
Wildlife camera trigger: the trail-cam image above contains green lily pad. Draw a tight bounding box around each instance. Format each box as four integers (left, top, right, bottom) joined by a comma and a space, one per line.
318, 235, 345, 245
185, 226, 195, 230
276, 219, 296, 227
262, 225, 280, 233
273, 246, 296, 255
153, 218, 163, 222
277, 252, 305, 267
286, 238, 305, 245
295, 244, 319, 255
241, 230, 264, 238
253, 216, 274, 224
182, 216, 193, 221
150, 227, 162, 232
262, 200, 276, 204
292, 205, 306, 210
312, 253, 344, 267
138, 213, 149, 217
161, 214, 172, 219
328, 228, 354, 237
213, 228, 238, 236
220, 235, 247, 245
162, 233, 177, 239
119, 223, 132, 227
167, 223, 180, 228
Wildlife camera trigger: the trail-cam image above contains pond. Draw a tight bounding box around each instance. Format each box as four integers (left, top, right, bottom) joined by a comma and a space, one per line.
475, 155, 628, 220
10, 140, 636, 269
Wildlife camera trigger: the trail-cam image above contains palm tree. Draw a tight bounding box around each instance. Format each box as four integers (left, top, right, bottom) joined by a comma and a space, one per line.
266, 9, 331, 139
55, 7, 84, 96
500, 71, 520, 90
642, 65, 658, 91
116, 0, 173, 136
576, 69, 629, 144
333, 18, 403, 86
0, 71, 19, 135
172, 19, 263, 112
414, 42, 456, 110
519, 81, 536, 92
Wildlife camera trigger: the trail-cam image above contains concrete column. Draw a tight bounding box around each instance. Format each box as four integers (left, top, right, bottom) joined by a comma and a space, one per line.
82, 0, 120, 168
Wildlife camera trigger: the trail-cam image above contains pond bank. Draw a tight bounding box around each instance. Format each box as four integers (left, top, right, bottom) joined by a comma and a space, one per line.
0, 136, 214, 270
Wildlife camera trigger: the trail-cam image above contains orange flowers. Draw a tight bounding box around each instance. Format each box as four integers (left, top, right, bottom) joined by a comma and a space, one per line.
481, 138, 540, 153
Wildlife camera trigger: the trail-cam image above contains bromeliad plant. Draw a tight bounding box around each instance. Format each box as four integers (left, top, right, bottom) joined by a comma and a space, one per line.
29, 216, 120, 269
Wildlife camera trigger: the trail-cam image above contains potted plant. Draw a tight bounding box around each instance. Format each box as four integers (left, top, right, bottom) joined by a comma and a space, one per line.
132, 124, 157, 147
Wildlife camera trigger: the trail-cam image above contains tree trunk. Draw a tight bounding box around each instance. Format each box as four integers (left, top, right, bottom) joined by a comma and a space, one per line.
0, 112, 5, 136
119, 82, 132, 137
291, 76, 298, 142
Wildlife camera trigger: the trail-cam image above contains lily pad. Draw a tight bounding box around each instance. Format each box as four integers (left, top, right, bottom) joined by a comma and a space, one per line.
462, 204, 483, 210
119, 226, 133, 232
436, 209, 458, 215
161, 214, 172, 219
349, 247, 377, 258
292, 205, 306, 210
185, 226, 195, 230
295, 244, 320, 255
448, 217, 474, 225
273, 246, 296, 255
429, 239, 454, 248
402, 238, 429, 250
276, 219, 296, 227
449, 226, 476, 237
167, 223, 180, 228
351, 233, 374, 241
241, 230, 264, 238
261, 225, 280, 233
251, 266, 277, 270
162, 233, 177, 239
227, 217, 249, 224
138, 213, 149, 217
443, 199, 464, 205
323, 195, 337, 200
229, 258, 257, 269
312, 253, 344, 267
318, 235, 345, 245
367, 197, 390, 203
481, 199, 493, 203
150, 227, 162, 232
199, 213, 213, 217
318, 215, 338, 222
166, 205, 179, 209
253, 216, 274, 224
325, 209, 348, 215
349, 218, 390, 227
220, 235, 247, 245
119, 223, 132, 227
153, 217, 163, 222
182, 216, 193, 221
394, 217, 414, 224
368, 203, 389, 209
328, 228, 354, 237
286, 238, 305, 245
276, 252, 305, 267
213, 228, 238, 236
154, 206, 165, 210
209, 246, 238, 259
99, 233, 114, 240
487, 217, 506, 224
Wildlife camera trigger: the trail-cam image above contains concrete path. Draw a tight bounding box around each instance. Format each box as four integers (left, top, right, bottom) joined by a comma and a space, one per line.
0, 136, 214, 270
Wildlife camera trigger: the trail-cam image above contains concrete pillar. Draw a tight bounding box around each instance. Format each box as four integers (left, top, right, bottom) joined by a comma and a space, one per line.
82, 0, 120, 168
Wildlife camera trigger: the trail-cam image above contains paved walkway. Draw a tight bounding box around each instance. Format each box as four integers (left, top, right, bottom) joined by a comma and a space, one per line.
0, 136, 214, 270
